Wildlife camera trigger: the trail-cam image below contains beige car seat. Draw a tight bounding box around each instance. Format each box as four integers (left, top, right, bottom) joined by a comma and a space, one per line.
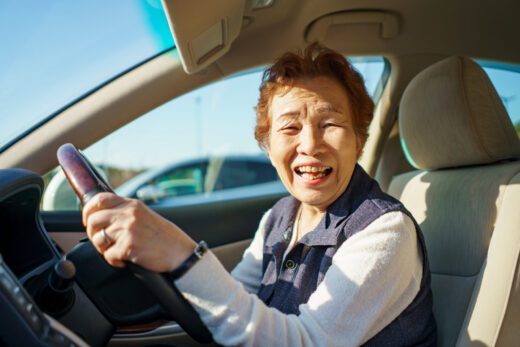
388, 57, 520, 346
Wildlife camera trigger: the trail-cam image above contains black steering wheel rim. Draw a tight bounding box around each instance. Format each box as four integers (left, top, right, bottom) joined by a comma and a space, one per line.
57, 143, 212, 343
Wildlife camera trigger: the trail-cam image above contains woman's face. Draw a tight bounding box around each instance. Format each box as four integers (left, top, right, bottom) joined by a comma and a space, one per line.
267, 76, 361, 211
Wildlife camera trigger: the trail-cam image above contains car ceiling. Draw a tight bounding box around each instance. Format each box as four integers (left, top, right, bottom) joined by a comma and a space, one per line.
212, 0, 520, 74
1, 0, 518, 174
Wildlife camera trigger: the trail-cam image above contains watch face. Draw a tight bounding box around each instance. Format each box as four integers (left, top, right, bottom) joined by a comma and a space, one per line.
195, 241, 208, 259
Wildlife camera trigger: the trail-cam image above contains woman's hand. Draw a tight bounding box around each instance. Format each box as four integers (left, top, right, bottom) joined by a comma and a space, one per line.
82, 192, 197, 273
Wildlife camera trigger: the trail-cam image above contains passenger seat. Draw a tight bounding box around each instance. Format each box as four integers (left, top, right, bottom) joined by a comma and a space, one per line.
388, 56, 520, 346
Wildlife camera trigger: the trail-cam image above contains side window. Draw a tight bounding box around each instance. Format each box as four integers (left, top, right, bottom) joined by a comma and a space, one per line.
478, 61, 520, 138
130, 163, 207, 204
154, 165, 206, 196
246, 161, 280, 184
349, 56, 387, 100
42, 58, 388, 210
214, 159, 279, 191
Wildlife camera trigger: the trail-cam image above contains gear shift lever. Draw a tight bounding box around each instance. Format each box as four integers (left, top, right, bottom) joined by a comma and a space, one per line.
37, 259, 76, 317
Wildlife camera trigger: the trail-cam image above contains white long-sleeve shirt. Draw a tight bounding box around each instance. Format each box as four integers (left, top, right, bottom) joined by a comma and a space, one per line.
175, 210, 423, 346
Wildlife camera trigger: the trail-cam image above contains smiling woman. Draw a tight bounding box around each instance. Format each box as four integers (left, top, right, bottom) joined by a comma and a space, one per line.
1, 1, 519, 346
0, 0, 174, 151
77, 44, 436, 346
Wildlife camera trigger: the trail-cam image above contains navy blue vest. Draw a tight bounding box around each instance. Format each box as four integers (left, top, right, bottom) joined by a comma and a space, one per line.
257, 165, 436, 346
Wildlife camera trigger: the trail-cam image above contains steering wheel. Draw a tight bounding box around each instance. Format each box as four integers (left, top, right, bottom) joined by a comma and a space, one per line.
57, 143, 213, 343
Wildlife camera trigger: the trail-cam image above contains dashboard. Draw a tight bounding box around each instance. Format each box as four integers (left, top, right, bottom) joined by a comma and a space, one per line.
0, 169, 196, 346
0, 170, 55, 280
0, 169, 111, 346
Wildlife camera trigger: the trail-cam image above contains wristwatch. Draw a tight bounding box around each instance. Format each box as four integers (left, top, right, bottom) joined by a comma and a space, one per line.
167, 240, 208, 280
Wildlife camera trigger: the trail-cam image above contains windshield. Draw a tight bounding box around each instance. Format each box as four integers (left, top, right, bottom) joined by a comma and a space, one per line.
0, 0, 174, 151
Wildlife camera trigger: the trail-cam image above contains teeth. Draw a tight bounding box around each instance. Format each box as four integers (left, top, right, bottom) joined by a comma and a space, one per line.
301, 172, 327, 180
297, 166, 330, 173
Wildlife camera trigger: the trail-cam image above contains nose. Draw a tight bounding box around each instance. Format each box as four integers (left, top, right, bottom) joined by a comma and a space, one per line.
297, 124, 323, 156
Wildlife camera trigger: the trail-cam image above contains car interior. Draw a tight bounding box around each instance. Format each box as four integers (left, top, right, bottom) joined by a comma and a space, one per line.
0, 0, 519, 346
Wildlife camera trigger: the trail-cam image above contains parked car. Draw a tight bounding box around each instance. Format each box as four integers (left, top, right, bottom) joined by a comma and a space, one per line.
0, 0, 518, 346
115, 154, 284, 205
42, 155, 284, 210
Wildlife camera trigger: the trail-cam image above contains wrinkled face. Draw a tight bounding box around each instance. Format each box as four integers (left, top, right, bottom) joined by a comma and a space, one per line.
267, 76, 361, 211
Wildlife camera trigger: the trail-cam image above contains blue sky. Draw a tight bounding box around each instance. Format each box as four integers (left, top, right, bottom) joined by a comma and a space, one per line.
1, 1, 519, 171
84, 66, 267, 169
482, 67, 520, 118
0, 0, 173, 150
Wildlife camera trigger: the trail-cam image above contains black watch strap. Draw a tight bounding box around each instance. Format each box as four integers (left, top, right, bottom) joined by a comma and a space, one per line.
167, 241, 208, 280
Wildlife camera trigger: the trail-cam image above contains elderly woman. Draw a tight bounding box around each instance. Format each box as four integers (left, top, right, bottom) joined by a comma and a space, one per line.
83, 45, 437, 346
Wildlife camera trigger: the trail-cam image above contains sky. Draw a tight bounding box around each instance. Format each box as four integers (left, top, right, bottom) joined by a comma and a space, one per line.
0, 0, 173, 150
1, 1, 519, 171
84, 66, 268, 169
481, 66, 520, 116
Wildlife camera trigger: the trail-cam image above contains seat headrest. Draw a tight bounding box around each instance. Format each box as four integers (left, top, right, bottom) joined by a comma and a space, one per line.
399, 56, 520, 170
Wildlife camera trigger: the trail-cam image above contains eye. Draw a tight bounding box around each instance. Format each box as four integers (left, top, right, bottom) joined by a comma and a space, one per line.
278, 121, 300, 134
280, 125, 299, 134
323, 122, 337, 128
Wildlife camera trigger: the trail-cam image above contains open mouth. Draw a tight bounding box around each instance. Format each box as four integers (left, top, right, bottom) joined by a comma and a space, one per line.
295, 166, 332, 180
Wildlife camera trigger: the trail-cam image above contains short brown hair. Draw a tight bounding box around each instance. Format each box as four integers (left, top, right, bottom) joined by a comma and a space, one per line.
254, 43, 374, 151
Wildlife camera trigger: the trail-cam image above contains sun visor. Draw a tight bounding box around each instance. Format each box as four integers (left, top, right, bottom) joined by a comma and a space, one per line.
162, 0, 246, 74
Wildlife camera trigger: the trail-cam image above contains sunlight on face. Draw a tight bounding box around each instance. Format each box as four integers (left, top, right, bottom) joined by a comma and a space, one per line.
267, 76, 360, 211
